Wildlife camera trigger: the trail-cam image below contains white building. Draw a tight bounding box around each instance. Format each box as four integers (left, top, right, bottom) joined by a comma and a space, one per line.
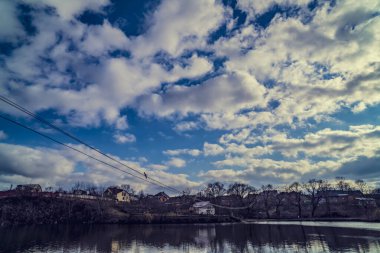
192, 201, 215, 215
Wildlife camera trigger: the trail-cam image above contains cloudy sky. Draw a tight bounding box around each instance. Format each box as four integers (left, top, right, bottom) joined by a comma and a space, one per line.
0, 0, 379, 193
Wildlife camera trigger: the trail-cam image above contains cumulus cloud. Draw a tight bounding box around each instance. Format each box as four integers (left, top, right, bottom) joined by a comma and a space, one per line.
0, 142, 199, 192
0, 0, 215, 129
148, 164, 169, 171
237, 0, 312, 18
0, 143, 75, 184
210, 0, 380, 130
166, 157, 186, 168
174, 121, 200, 132
129, 0, 225, 57
137, 71, 267, 117
203, 142, 224, 156
113, 133, 136, 144
0, 1, 25, 41
201, 124, 380, 185
22, 0, 110, 20
1, 0, 379, 188
164, 149, 201, 157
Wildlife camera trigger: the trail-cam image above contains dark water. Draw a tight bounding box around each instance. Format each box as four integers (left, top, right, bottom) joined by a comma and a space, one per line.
1, 222, 380, 252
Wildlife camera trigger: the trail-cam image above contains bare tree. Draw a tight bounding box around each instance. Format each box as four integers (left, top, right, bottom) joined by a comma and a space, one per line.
318, 181, 333, 216
335, 177, 351, 191
273, 187, 286, 218
205, 182, 226, 198
182, 188, 191, 196
303, 179, 324, 217
138, 190, 145, 200
287, 182, 303, 218
121, 184, 136, 195
227, 183, 256, 199
45, 186, 54, 192
71, 181, 86, 192
261, 184, 275, 218
355, 179, 372, 195
85, 183, 98, 195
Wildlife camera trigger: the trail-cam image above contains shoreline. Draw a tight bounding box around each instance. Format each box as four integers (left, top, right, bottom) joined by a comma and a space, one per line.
2, 215, 380, 227
1, 196, 379, 227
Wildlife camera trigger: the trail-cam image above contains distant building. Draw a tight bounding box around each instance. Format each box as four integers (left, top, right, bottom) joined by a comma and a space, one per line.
155, 192, 170, 202
104, 187, 130, 202
192, 201, 215, 215
15, 184, 42, 193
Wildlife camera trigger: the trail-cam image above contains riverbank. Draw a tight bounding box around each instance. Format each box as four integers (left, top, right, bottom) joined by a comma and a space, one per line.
1, 196, 378, 226
0, 196, 235, 226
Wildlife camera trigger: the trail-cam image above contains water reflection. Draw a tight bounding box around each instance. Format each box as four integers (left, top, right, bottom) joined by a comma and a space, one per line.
1, 222, 380, 252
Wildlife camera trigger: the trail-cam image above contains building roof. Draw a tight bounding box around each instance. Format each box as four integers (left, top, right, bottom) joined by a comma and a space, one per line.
105, 187, 125, 195
155, 192, 169, 198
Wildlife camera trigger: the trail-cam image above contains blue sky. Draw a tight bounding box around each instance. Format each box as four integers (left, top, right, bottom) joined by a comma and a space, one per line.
0, 0, 379, 193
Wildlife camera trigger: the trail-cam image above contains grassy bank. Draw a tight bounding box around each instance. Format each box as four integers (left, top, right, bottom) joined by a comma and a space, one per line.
0, 196, 233, 226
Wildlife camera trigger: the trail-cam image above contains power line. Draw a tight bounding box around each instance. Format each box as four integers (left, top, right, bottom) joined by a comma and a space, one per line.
0, 96, 255, 210
0, 95, 181, 194
0, 113, 170, 190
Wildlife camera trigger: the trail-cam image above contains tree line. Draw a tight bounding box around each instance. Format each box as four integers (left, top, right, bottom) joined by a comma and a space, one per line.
196, 177, 379, 219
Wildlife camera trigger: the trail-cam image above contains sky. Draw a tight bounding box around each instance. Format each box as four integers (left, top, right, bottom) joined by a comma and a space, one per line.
0, 0, 379, 193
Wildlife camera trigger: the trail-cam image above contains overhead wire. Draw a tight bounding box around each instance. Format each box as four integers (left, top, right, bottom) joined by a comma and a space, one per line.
0, 95, 255, 210
0, 95, 181, 194
0, 114, 167, 189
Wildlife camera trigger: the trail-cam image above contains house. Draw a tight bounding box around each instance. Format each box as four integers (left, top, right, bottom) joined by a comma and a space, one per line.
15, 184, 42, 193
104, 187, 130, 202
192, 201, 215, 215
155, 192, 170, 202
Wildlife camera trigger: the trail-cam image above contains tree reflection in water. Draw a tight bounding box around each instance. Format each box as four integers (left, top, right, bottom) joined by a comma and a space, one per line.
1, 222, 380, 252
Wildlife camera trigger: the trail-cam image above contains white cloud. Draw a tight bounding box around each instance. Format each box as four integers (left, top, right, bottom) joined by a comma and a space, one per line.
129, 0, 225, 57
148, 164, 169, 171
174, 121, 200, 132
166, 157, 186, 168
201, 124, 380, 185
1, 0, 380, 188
203, 142, 224, 156
0, 142, 200, 193
80, 20, 129, 56
0, 1, 25, 42
210, 0, 380, 130
137, 71, 267, 118
164, 149, 201, 157
0, 1, 216, 129
113, 133, 136, 144
22, 0, 110, 20
0, 143, 75, 183
237, 0, 311, 18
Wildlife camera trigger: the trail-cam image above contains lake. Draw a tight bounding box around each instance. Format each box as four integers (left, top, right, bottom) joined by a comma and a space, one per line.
1, 221, 380, 252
